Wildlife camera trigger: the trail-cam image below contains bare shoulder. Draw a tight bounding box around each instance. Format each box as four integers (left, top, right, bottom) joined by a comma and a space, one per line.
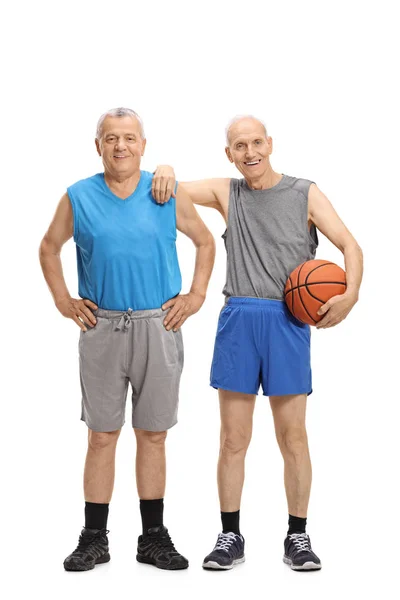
42, 192, 74, 250
307, 183, 334, 218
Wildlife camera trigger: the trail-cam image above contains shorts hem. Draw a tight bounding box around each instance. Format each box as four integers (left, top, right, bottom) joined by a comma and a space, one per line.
263, 388, 313, 397
132, 419, 178, 432
210, 382, 258, 395
81, 417, 125, 433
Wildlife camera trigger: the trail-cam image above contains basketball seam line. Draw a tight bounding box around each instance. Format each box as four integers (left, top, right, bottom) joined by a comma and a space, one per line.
284, 281, 346, 296
296, 262, 316, 324
297, 282, 317, 324
289, 274, 294, 314
305, 262, 335, 282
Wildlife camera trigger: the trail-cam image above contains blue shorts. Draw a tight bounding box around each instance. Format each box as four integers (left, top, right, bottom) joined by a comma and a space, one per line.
210, 297, 312, 396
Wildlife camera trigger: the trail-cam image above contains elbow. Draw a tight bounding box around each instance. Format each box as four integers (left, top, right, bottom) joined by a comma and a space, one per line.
38, 237, 47, 263
206, 232, 216, 257
344, 240, 363, 257
39, 235, 59, 263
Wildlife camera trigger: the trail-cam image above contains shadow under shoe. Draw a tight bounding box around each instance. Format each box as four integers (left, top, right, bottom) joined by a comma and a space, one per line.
64, 527, 110, 571
137, 525, 189, 570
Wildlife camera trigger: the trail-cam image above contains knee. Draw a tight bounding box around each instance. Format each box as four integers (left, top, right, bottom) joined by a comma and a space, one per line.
220, 427, 252, 458
276, 426, 308, 458
88, 429, 120, 451
135, 429, 167, 447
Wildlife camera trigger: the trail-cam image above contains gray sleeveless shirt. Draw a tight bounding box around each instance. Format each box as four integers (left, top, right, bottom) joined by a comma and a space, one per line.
222, 175, 318, 300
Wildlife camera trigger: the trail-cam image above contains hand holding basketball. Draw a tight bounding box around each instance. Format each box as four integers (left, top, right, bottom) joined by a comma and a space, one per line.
316, 292, 357, 329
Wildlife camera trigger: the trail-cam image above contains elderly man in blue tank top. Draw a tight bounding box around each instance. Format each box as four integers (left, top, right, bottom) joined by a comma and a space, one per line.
39, 108, 215, 571
153, 116, 363, 571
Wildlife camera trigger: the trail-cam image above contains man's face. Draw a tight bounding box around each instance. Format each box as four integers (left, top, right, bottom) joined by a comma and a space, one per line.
95, 116, 146, 176
225, 119, 272, 180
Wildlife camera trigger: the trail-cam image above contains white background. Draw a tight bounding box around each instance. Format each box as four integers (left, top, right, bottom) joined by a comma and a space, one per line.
1, 1, 399, 599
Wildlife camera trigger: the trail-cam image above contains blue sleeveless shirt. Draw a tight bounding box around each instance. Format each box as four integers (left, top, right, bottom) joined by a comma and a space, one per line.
67, 171, 181, 310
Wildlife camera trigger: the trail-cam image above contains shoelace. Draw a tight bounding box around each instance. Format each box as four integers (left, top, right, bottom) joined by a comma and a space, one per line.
75, 529, 109, 552
155, 531, 177, 551
214, 532, 239, 552
289, 533, 311, 552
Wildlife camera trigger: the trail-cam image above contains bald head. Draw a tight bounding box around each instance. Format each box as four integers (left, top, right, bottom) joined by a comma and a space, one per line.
225, 115, 268, 146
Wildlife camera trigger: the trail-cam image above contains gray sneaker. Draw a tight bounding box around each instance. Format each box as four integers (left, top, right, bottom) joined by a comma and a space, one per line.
283, 533, 321, 571
202, 532, 245, 570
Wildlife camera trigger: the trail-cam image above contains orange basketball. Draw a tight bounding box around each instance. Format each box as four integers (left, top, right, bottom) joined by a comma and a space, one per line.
284, 260, 347, 325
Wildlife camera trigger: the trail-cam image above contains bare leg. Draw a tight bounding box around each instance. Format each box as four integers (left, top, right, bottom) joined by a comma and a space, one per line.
134, 429, 167, 499
269, 394, 311, 517
84, 429, 121, 503
218, 390, 256, 512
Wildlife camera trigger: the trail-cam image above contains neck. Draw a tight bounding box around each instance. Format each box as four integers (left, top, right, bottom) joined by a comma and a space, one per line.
245, 167, 282, 191
104, 170, 141, 199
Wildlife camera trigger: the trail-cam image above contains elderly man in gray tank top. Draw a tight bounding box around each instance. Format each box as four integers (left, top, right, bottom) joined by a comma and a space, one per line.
154, 116, 363, 571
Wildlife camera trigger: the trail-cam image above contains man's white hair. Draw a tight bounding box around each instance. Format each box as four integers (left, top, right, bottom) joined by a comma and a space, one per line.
225, 115, 268, 145
96, 107, 145, 140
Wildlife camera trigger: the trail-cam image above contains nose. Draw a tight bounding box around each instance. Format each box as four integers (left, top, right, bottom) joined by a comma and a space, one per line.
115, 138, 127, 151
245, 148, 256, 160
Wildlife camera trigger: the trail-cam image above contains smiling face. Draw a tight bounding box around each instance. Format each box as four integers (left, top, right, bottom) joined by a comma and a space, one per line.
95, 115, 146, 179
225, 118, 273, 182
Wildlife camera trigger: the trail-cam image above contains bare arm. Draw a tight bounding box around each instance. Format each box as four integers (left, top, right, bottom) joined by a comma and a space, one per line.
162, 186, 216, 331
39, 193, 97, 331
308, 184, 364, 328
180, 179, 231, 215
151, 165, 230, 217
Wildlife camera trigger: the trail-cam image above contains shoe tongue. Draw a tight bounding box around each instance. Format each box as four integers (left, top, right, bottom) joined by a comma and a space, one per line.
147, 525, 167, 535
82, 527, 101, 535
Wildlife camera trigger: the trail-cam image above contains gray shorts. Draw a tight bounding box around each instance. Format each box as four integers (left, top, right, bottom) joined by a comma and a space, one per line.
79, 307, 184, 433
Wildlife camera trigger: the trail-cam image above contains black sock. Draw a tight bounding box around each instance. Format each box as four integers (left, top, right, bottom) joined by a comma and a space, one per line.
140, 498, 164, 534
85, 502, 109, 530
221, 510, 240, 535
288, 514, 307, 535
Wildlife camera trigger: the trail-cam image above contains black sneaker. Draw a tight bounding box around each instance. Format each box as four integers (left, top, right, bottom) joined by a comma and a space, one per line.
283, 533, 321, 571
137, 525, 189, 570
64, 527, 110, 571
202, 532, 245, 570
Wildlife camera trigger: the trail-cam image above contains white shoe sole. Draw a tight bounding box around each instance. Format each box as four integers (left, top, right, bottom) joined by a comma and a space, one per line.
203, 556, 245, 570
283, 556, 322, 571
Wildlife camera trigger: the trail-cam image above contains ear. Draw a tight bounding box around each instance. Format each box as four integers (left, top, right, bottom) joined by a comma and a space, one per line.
141, 138, 147, 156
225, 146, 234, 163
95, 138, 101, 157
267, 136, 273, 155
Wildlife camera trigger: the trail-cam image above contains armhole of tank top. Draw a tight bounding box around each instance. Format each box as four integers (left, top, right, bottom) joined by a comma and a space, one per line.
222, 179, 236, 241
67, 189, 79, 243
172, 182, 178, 240
304, 182, 318, 249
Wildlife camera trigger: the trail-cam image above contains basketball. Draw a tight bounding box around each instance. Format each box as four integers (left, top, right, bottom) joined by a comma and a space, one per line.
284, 260, 347, 325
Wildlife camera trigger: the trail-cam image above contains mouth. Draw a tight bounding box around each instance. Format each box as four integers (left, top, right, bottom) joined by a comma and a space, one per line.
244, 159, 261, 166
113, 155, 128, 159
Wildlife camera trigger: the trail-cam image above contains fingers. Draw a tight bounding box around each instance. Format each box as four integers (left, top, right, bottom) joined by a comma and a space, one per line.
316, 314, 343, 329
165, 182, 174, 202
83, 299, 98, 310
172, 314, 187, 332
152, 177, 162, 203
152, 176, 174, 204
166, 309, 186, 331
317, 302, 330, 316
73, 315, 87, 332
163, 304, 181, 329
80, 307, 97, 326
152, 177, 165, 204
162, 298, 176, 311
